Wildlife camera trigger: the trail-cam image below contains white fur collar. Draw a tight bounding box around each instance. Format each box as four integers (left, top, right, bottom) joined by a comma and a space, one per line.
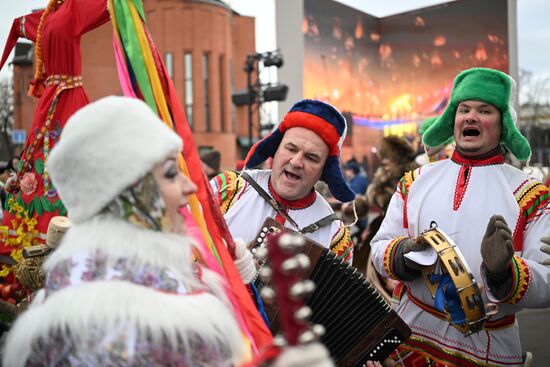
45, 216, 195, 277
3, 281, 248, 366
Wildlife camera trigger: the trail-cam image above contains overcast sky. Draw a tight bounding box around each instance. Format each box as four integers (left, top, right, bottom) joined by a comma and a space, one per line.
1, 0, 548, 81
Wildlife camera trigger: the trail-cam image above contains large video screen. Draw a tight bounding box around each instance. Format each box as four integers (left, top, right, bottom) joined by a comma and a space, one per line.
303, 0, 509, 129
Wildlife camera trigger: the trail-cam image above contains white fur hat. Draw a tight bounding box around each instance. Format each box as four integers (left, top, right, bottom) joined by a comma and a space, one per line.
47, 96, 182, 223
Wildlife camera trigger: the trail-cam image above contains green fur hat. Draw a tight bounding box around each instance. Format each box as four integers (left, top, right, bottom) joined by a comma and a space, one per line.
422, 68, 531, 161
418, 116, 438, 136
419, 116, 454, 147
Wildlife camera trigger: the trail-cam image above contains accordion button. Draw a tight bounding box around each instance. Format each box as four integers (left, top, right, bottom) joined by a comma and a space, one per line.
312, 324, 325, 338
273, 335, 287, 347
260, 267, 272, 282
298, 330, 316, 344
255, 248, 268, 261
260, 287, 276, 303
290, 280, 315, 299
294, 306, 312, 323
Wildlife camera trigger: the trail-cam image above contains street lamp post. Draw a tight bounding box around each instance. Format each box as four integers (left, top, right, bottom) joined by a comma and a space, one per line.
245, 55, 254, 152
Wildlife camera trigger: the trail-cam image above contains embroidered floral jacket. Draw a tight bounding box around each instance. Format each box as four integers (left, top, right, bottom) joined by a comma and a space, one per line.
2, 217, 248, 367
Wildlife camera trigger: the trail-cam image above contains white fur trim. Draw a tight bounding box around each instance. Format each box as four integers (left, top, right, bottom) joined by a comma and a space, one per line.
44, 216, 238, 311
47, 96, 182, 223
337, 118, 347, 151
272, 343, 334, 367
2, 281, 247, 366
45, 217, 198, 284
508, 75, 518, 125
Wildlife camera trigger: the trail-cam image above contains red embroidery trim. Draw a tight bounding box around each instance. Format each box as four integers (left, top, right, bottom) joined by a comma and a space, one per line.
453, 164, 471, 211
484, 329, 491, 365
214, 175, 223, 204
451, 150, 505, 166
512, 215, 525, 251
403, 198, 409, 229
237, 180, 248, 200
513, 179, 529, 195
451, 150, 504, 211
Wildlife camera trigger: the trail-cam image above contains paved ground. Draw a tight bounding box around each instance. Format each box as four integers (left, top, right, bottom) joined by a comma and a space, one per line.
518, 308, 550, 367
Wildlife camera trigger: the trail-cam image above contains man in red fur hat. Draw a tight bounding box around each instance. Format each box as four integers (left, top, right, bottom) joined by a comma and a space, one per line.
211, 99, 355, 266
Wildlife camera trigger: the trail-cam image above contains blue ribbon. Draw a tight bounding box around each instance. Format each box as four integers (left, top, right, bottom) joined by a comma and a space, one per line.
250, 283, 270, 327
429, 273, 466, 325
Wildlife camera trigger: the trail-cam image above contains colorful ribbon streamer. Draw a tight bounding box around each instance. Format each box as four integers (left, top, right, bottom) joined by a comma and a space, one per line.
107, 0, 273, 355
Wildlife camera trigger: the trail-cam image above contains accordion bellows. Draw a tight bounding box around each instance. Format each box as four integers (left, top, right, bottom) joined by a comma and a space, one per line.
254, 218, 411, 366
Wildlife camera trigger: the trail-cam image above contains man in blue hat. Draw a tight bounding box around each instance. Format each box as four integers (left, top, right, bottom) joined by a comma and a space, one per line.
370, 67, 550, 366
343, 160, 369, 195
211, 99, 355, 266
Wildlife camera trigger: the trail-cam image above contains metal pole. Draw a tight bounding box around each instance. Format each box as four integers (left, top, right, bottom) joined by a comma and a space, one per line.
257, 56, 262, 139
247, 58, 254, 154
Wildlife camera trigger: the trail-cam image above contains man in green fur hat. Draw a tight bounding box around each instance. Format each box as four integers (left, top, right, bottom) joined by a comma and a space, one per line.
370, 67, 550, 366
423, 67, 531, 160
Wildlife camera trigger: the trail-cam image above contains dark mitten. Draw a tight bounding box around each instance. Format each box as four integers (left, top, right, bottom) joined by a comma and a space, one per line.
481, 215, 514, 274
401, 237, 429, 271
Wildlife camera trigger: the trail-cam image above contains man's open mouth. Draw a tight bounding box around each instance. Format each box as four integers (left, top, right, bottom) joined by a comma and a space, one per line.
462, 127, 480, 137
284, 170, 301, 181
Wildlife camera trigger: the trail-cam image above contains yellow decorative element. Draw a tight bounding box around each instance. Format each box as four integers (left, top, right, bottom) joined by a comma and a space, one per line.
329, 226, 351, 257
383, 236, 404, 279
0, 198, 42, 280
517, 182, 546, 207
178, 155, 220, 264
505, 255, 530, 304
128, 2, 172, 126
28, 0, 58, 97
218, 172, 243, 215
0, 267, 12, 278
399, 170, 415, 198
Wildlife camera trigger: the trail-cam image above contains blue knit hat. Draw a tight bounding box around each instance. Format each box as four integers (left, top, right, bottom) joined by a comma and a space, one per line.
244, 99, 355, 202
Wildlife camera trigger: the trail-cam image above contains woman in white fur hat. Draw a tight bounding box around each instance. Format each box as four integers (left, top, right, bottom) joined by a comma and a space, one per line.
1, 96, 335, 367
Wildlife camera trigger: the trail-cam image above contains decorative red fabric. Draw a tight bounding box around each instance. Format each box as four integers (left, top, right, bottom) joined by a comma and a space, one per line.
450, 149, 505, 167
267, 178, 316, 225
0, 1, 109, 255
450, 149, 505, 211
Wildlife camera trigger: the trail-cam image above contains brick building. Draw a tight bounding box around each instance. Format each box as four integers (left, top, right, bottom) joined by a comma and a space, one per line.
10, 0, 256, 169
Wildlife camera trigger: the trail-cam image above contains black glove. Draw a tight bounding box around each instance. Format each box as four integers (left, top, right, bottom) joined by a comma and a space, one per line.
481, 215, 514, 275
401, 237, 429, 271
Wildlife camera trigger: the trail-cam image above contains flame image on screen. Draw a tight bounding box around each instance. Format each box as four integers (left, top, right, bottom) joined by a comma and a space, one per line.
433, 35, 446, 47
303, 0, 509, 121
355, 19, 364, 39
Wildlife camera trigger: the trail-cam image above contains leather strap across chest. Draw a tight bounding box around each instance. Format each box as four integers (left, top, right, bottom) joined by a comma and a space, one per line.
241, 171, 337, 234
